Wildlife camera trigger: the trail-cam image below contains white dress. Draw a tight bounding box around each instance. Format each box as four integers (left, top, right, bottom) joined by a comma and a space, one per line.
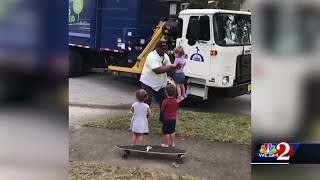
130, 102, 149, 133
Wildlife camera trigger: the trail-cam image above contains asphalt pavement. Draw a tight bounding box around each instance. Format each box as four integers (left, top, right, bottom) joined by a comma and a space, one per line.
69, 73, 251, 115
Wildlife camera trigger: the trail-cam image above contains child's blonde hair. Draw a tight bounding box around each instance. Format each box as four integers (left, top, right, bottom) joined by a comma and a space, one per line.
135, 89, 148, 102
173, 46, 185, 57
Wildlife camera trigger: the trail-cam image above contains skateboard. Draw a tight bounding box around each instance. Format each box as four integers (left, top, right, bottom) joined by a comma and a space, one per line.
115, 145, 187, 164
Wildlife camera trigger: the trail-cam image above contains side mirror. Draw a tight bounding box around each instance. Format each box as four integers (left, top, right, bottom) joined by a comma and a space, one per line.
190, 19, 200, 40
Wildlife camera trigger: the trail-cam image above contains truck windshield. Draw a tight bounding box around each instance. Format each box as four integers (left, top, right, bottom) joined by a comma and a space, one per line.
213, 13, 251, 46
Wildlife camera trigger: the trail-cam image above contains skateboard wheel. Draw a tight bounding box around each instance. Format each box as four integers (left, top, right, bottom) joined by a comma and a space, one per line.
122, 154, 128, 159
177, 158, 183, 164
125, 150, 131, 155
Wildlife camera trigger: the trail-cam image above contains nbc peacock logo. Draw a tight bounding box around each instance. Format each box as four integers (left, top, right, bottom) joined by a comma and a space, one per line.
258, 143, 277, 158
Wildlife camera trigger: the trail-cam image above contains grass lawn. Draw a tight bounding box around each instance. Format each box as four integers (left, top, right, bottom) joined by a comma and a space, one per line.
69, 161, 207, 180
84, 108, 250, 145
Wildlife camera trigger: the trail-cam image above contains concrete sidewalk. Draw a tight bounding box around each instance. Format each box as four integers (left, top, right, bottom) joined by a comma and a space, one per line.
70, 127, 251, 180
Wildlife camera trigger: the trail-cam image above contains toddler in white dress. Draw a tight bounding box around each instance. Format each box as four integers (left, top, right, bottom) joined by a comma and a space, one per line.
130, 89, 151, 145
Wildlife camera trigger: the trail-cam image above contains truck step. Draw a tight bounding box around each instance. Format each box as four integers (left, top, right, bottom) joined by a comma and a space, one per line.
186, 78, 208, 100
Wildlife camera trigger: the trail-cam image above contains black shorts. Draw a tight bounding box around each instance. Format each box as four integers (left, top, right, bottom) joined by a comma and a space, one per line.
162, 119, 176, 134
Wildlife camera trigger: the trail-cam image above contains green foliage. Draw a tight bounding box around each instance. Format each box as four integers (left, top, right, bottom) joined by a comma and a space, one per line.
218, 0, 246, 10
182, 0, 246, 10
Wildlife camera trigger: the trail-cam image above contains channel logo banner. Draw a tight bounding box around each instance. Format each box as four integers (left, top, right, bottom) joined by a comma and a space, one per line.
252, 143, 320, 164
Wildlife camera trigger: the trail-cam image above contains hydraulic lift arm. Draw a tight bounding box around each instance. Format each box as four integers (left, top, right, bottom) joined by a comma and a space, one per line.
108, 21, 166, 74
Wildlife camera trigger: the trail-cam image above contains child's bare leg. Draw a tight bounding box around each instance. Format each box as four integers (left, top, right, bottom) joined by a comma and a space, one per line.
135, 134, 141, 145
166, 134, 171, 145
168, 134, 173, 146
139, 134, 144, 144
161, 134, 167, 146
161, 134, 170, 147
135, 134, 139, 145
176, 84, 182, 97
180, 85, 186, 97
132, 133, 137, 145
170, 133, 176, 147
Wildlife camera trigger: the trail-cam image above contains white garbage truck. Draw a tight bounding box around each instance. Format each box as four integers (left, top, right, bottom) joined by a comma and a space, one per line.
69, 0, 251, 100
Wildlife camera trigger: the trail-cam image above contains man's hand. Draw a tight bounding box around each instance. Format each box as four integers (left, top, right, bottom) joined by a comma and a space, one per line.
170, 63, 182, 69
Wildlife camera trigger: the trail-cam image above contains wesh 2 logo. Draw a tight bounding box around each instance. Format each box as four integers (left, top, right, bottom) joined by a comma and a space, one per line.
259, 142, 294, 161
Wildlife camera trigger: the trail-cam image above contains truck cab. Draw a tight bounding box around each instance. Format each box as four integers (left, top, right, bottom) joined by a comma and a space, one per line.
176, 9, 251, 100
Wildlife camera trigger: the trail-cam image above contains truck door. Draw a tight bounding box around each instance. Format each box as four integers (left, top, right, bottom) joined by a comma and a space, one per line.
176, 15, 212, 79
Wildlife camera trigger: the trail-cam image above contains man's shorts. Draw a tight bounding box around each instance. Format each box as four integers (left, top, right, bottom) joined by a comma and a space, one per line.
162, 119, 176, 134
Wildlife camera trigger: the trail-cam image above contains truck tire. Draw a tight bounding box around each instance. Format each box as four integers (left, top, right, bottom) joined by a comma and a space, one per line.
69, 50, 83, 77
167, 73, 189, 89
167, 72, 176, 87
167, 76, 176, 87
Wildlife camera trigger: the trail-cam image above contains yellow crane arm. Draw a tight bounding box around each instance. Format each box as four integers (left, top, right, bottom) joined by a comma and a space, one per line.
108, 21, 166, 74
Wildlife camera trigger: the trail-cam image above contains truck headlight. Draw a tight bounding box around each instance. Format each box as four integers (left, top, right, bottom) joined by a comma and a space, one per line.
222, 76, 229, 86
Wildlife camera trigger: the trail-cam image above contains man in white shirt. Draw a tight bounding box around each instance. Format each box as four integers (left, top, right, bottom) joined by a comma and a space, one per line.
140, 41, 177, 120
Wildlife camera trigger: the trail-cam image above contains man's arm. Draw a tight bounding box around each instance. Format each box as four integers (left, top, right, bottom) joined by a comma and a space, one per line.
152, 65, 174, 74
153, 54, 176, 74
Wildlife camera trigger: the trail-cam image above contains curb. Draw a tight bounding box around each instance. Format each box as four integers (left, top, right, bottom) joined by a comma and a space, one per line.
69, 102, 132, 110
69, 101, 159, 109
